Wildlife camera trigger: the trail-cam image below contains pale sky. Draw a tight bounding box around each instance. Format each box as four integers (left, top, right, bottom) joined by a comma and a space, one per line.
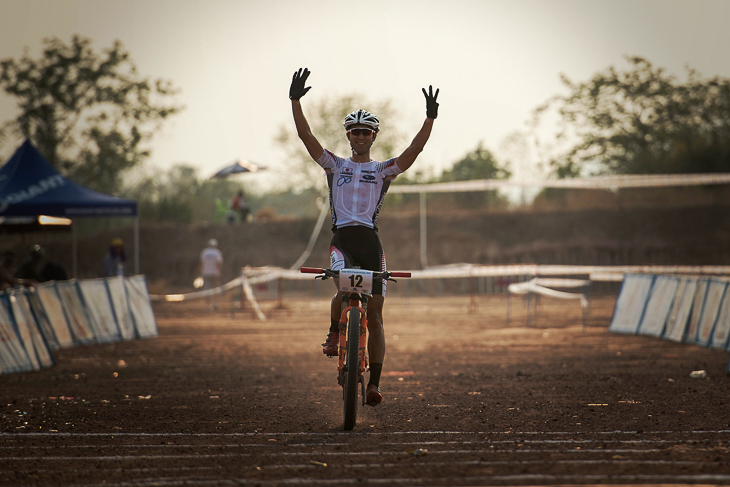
1, 0, 729, 189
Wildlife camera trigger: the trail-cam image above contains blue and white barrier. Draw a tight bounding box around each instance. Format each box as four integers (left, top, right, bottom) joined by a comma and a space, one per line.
0, 294, 50, 374
35, 282, 75, 348
0, 275, 158, 375
107, 276, 136, 340
663, 277, 697, 343
125, 275, 159, 338
609, 274, 730, 371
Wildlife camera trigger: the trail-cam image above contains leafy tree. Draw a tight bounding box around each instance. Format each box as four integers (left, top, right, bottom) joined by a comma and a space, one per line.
0, 35, 182, 194
387, 143, 514, 210
533, 56, 730, 177
128, 164, 253, 224
440, 142, 511, 182
438, 142, 512, 208
276, 95, 406, 191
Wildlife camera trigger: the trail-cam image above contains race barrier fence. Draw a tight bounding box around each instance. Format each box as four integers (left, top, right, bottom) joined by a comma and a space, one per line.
507, 277, 591, 328
609, 274, 730, 372
0, 275, 158, 375
149, 264, 730, 326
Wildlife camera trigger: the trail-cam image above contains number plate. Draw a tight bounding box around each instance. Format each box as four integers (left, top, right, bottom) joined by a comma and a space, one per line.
338, 269, 374, 294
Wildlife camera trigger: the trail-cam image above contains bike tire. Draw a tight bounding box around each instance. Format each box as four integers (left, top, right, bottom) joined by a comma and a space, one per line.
343, 306, 361, 430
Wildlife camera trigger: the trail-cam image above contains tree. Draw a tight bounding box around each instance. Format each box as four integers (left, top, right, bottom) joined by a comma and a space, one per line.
276, 95, 406, 191
439, 142, 512, 208
440, 142, 511, 182
128, 164, 253, 224
532, 56, 730, 177
0, 35, 182, 194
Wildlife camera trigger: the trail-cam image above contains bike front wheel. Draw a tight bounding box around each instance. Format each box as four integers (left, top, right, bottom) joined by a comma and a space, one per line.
343, 307, 361, 430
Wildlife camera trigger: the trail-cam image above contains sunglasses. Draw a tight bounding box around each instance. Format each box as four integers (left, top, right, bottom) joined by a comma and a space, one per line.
348, 128, 374, 136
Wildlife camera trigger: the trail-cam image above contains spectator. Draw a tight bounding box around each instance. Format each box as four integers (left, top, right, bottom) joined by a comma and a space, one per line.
15, 244, 45, 283
14, 244, 69, 284
1, 250, 20, 291
200, 238, 223, 311
228, 190, 251, 223
102, 238, 126, 277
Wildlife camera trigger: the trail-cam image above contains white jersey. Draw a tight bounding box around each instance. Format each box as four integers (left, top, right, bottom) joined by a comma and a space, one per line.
200, 247, 223, 276
317, 150, 403, 229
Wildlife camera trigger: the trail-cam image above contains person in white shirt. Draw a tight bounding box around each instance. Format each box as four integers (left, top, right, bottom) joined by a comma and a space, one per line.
289, 67, 439, 407
101, 238, 126, 277
200, 239, 223, 311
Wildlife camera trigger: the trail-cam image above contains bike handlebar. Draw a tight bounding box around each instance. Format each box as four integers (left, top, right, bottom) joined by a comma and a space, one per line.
389, 271, 412, 278
300, 267, 411, 279
300, 267, 327, 274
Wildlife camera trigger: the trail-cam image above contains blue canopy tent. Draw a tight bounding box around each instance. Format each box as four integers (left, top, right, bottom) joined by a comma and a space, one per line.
0, 140, 139, 276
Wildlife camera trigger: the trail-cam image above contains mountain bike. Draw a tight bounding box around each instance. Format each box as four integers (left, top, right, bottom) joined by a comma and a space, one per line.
300, 267, 411, 430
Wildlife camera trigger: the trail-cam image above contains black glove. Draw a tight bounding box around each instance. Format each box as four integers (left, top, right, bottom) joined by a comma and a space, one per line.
422, 85, 439, 119
289, 68, 312, 100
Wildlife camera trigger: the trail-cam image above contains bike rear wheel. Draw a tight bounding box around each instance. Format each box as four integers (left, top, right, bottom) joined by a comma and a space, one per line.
343, 307, 361, 430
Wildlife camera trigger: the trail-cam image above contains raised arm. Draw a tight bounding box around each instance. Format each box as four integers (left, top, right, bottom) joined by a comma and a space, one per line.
396, 85, 439, 172
290, 68, 324, 161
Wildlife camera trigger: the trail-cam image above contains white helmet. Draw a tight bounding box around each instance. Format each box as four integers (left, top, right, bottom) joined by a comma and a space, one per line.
343, 109, 380, 132
208, 238, 218, 247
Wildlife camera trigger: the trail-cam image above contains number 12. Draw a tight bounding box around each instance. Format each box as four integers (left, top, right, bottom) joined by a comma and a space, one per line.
349, 274, 363, 288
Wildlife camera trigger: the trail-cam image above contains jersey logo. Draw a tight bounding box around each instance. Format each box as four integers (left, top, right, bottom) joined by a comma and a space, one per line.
359, 174, 377, 184
337, 167, 354, 186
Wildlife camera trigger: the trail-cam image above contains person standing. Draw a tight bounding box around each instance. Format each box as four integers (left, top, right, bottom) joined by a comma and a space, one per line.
228, 190, 251, 223
289, 67, 439, 406
13, 244, 68, 283
1, 250, 20, 290
102, 238, 126, 277
200, 238, 223, 311
15, 244, 45, 283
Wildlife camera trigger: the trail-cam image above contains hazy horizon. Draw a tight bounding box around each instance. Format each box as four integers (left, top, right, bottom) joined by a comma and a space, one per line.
2, 0, 729, 189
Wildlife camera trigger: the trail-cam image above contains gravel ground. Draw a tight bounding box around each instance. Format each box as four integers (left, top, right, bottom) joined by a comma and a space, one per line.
2, 293, 729, 486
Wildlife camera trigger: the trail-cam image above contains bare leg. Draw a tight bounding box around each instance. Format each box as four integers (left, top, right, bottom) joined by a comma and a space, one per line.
319, 288, 344, 357
331, 290, 344, 323
366, 295, 385, 363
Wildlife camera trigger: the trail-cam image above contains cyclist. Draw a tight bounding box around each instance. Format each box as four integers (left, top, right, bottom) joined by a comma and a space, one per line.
289, 67, 439, 407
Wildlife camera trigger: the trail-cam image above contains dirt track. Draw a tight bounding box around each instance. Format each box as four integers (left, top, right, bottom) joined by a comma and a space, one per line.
2, 293, 730, 486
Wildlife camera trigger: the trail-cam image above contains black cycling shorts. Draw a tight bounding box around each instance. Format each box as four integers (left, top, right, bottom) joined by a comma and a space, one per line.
329, 226, 387, 296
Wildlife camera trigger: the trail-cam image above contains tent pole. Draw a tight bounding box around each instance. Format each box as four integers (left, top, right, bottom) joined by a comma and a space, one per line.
134, 217, 140, 275
72, 219, 78, 278
419, 191, 428, 269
